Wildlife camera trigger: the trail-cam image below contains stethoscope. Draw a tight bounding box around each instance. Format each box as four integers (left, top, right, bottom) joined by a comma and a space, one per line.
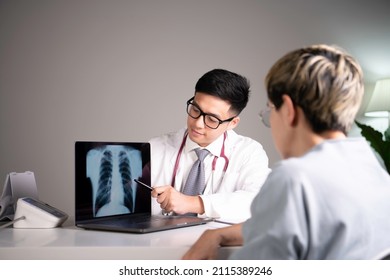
170, 130, 229, 187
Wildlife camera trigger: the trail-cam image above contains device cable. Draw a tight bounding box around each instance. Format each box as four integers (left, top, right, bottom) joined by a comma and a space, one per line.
0, 216, 26, 229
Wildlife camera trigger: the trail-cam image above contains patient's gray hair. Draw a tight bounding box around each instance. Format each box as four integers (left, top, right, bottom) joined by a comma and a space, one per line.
265, 44, 364, 134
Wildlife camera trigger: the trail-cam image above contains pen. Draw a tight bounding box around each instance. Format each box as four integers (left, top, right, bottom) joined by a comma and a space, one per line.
134, 179, 153, 191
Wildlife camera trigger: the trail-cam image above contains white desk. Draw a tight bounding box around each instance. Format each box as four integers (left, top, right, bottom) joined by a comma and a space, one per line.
0, 220, 238, 260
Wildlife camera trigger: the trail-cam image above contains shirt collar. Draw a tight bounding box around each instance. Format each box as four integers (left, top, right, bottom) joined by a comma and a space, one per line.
184, 131, 225, 158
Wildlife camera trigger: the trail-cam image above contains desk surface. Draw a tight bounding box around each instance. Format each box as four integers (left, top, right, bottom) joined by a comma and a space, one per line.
0, 220, 238, 260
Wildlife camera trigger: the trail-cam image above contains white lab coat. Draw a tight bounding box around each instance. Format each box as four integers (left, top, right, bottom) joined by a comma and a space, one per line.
149, 128, 270, 222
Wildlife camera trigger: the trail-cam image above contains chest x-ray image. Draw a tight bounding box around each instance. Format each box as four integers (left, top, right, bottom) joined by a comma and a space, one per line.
86, 145, 142, 217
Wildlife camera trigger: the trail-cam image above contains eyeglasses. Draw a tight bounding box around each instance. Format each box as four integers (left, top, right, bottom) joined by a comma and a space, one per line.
186, 97, 236, 129
259, 103, 275, 128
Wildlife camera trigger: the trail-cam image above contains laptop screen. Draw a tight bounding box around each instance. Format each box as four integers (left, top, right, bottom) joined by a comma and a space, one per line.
75, 141, 151, 222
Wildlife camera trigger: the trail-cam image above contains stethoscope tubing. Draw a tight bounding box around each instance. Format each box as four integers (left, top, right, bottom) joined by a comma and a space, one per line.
170, 130, 229, 187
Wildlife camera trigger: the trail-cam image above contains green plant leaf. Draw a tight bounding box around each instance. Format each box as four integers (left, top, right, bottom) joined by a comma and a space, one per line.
355, 121, 385, 154
385, 126, 390, 142
355, 121, 390, 174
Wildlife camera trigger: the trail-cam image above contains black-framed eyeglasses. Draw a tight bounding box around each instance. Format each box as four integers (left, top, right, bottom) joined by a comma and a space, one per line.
259, 103, 275, 128
186, 97, 236, 129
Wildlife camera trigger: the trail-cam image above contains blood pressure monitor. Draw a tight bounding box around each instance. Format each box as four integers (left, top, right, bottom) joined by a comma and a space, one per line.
13, 197, 68, 228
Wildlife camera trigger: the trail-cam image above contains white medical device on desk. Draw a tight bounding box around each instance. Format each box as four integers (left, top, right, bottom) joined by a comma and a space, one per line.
13, 197, 68, 228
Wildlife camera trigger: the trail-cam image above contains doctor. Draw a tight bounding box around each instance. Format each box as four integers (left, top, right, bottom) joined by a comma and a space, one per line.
149, 69, 270, 222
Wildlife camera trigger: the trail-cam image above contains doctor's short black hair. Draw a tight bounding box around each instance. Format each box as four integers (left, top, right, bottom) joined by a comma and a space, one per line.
194, 69, 250, 115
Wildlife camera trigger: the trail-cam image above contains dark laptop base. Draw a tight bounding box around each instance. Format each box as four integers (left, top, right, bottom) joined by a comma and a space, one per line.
76, 214, 209, 233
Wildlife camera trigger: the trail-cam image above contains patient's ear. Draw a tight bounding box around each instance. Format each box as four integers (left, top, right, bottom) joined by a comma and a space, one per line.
281, 95, 297, 126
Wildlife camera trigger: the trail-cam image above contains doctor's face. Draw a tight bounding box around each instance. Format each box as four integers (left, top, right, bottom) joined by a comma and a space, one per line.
186, 92, 238, 147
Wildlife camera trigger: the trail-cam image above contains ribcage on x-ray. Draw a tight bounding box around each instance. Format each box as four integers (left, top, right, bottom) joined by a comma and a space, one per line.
95, 150, 113, 215
119, 151, 133, 212
87, 145, 141, 217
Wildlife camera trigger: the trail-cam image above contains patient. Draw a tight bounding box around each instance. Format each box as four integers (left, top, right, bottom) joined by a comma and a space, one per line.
182, 44, 390, 260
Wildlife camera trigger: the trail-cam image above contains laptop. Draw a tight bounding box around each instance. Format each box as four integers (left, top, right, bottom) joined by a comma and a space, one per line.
75, 141, 209, 233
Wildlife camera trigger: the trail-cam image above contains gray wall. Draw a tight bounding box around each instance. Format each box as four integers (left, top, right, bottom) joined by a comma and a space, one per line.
0, 0, 388, 217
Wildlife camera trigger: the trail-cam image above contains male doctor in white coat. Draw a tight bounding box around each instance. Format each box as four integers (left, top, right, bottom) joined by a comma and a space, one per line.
149, 69, 270, 222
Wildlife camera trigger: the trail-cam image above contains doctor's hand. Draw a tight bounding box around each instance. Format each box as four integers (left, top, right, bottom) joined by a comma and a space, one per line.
151, 185, 205, 215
